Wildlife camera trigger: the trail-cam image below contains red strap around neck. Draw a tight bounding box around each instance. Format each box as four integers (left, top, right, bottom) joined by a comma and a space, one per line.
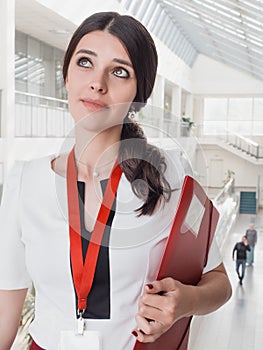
66, 148, 122, 312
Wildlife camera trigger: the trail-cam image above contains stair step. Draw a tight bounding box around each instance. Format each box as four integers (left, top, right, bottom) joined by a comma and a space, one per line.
239, 191, 257, 214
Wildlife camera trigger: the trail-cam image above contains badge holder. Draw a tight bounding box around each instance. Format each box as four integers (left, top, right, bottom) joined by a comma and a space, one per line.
64, 149, 122, 350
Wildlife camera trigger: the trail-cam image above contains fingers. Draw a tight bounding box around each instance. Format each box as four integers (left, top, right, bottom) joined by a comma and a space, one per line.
145, 277, 178, 295
132, 314, 163, 343
140, 292, 163, 310
136, 313, 157, 334
139, 291, 177, 324
132, 279, 182, 343
132, 328, 161, 343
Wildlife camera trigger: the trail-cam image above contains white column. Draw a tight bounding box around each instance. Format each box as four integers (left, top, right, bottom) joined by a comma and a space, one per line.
44, 59, 56, 97
0, 0, 15, 180
193, 96, 204, 137
151, 74, 165, 137
171, 85, 181, 137
185, 93, 193, 119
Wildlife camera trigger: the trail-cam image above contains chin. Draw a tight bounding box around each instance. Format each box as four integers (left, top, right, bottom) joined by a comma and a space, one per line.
74, 111, 124, 134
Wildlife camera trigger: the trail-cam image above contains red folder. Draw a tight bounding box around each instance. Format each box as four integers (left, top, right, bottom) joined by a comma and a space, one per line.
134, 176, 219, 350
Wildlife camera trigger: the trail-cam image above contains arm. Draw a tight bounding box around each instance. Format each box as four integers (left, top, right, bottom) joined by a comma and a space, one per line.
133, 262, 232, 343
232, 244, 237, 260
0, 289, 28, 350
0, 162, 31, 350
190, 262, 232, 315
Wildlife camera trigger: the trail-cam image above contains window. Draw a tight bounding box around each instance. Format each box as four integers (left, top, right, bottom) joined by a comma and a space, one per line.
228, 98, 252, 121
203, 98, 227, 134
15, 31, 66, 100
203, 97, 263, 135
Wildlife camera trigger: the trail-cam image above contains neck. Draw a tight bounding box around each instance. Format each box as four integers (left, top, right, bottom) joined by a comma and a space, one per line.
74, 125, 122, 179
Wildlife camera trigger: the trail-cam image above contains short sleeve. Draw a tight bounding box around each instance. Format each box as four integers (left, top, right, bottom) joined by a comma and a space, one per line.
0, 162, 31, 289
202, 236, 222, 274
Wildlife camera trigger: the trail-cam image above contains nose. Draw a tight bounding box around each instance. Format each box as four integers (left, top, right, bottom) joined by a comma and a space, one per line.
89, 75, 107, 94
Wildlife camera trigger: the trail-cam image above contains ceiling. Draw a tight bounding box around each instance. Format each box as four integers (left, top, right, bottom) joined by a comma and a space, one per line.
122, 0, 263, 81
15, 0, 76, 51
15, 0, 263, 81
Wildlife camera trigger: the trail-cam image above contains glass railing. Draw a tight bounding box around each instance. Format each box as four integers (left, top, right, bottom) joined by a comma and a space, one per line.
15, 91, 73, 137
212, 177, 239, 250
14, 92, 196, 140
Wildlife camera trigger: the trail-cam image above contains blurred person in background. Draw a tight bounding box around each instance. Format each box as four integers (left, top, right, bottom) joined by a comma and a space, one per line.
233, 235, 251, 285
245, 223, 257, 266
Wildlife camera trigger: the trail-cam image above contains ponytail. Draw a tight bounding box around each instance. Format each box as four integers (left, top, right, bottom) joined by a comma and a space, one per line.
118, 117, 172, 216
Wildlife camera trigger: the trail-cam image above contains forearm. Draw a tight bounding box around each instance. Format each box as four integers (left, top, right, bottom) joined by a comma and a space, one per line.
188, 263, 232, 317
0, 319, 19, 350
0, 289, 28, 350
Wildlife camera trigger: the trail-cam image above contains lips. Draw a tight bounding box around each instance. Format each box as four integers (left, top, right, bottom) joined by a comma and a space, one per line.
81, 98, 107, 112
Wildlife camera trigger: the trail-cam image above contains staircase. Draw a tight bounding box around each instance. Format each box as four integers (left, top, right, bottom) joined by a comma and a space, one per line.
239, 191, 257, 214
198, 133, 263, 165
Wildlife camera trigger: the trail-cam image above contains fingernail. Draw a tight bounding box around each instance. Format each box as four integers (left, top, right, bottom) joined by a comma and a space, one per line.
132, 330, 138, 337
146, 283, 154, 289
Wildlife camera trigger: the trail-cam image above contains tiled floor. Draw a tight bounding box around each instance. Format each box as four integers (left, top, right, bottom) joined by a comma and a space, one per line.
188, 209, 263, 350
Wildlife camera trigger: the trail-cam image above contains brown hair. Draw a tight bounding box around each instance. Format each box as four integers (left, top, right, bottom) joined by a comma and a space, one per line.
63, 12, 172, 215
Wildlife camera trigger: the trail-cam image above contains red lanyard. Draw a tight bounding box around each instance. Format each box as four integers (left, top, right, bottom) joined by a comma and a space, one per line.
66, 148, 122, 315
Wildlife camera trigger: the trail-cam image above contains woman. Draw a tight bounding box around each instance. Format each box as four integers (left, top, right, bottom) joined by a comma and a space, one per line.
0, 12, 231, 350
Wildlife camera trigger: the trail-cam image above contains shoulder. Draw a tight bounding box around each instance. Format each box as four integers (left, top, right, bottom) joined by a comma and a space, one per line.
233, 243, 239, 249
4, 154, 55, 189
20, 154, 55, 180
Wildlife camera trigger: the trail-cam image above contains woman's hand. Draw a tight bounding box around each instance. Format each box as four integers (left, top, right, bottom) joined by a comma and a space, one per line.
132, 263, 232, 343
132, 277, 196, 343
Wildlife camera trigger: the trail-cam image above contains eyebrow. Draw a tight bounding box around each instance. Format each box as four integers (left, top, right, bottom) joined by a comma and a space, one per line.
75, 49, 133, 68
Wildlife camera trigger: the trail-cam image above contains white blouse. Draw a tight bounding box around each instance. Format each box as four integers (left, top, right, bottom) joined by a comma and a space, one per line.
0, 149, 222, 350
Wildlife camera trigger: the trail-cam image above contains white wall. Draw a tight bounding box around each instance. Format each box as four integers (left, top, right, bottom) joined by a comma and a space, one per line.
155, 38, 192, 93
36, 0, 127, 25
196, 144, 263, 189
192, 54, 263, 95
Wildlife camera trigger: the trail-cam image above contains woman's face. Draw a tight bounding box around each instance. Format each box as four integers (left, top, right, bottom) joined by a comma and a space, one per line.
65, 30, 137, 131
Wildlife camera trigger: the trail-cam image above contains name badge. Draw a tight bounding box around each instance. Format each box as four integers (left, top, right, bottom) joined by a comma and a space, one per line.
58, 330, 101, 350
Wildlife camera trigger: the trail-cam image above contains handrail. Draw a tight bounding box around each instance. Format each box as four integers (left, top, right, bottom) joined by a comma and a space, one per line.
214, 177, 235, 205
213, 177, 238, 250
224, 129, 263, 159
229, 131, 258, 147
15, 91, 72, 138
15, 90, 68, 104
